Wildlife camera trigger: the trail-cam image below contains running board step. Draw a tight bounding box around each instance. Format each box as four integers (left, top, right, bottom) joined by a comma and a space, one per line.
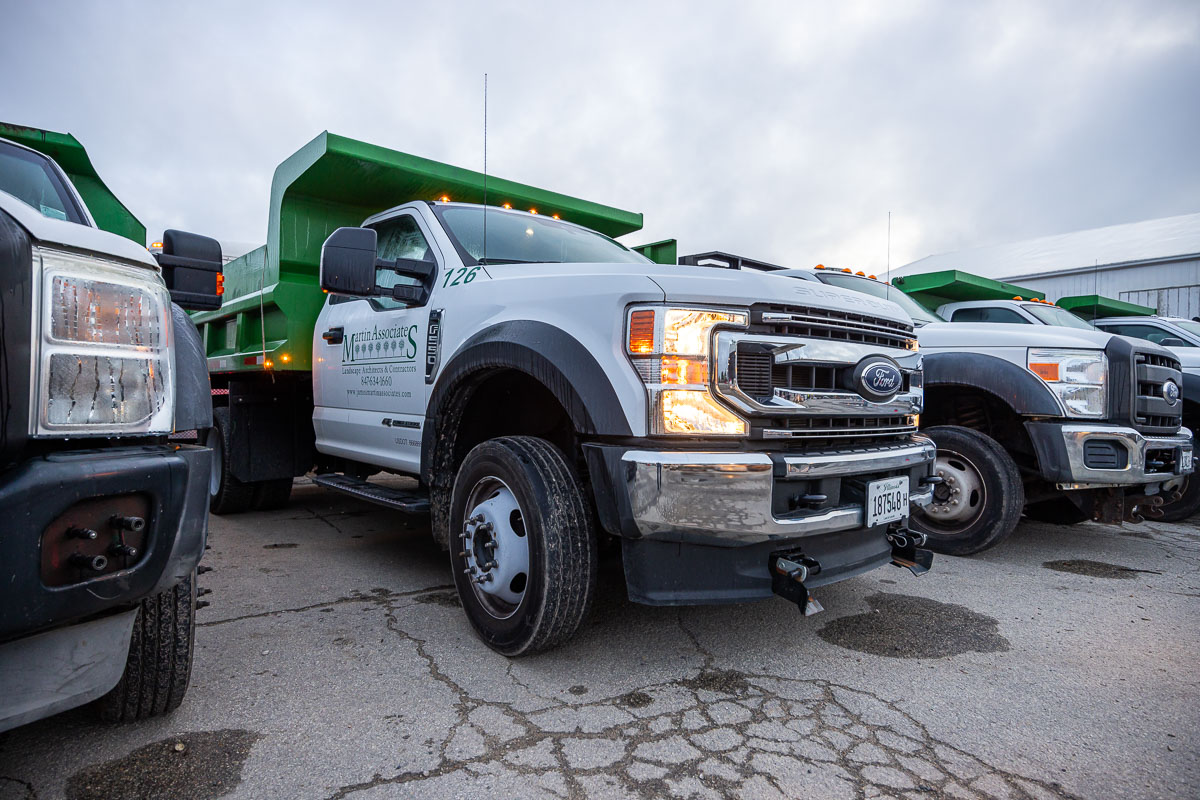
312, 474, 431, 514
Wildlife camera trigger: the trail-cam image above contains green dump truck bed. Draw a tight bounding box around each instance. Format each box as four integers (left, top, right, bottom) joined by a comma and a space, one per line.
194, 131, 644, 373
1056, 294, 1156, 320
890, 269, 1044, 311
0, 122, 146, 245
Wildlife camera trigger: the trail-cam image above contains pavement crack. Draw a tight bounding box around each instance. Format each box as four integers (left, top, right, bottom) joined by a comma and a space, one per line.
196, 585, 454, 627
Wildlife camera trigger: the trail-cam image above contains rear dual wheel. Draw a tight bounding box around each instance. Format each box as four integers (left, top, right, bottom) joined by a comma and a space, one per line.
206, 407, 293, 514
449, 436, 597, 656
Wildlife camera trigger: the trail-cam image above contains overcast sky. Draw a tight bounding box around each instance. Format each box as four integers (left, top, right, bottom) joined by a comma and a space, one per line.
4, 0, 1198, 270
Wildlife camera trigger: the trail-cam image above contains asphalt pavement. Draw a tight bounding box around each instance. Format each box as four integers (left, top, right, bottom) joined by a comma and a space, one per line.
1, 477, 1197, 799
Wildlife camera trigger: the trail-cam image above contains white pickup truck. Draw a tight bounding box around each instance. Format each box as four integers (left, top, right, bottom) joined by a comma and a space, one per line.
199, 133, 940, 655
785, 274, 1194, 549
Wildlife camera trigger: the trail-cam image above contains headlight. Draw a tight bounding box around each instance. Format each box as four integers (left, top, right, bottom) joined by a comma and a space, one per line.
35, 247, 174, 436
1027, 348, 1107, 418
626, 306, 748, 435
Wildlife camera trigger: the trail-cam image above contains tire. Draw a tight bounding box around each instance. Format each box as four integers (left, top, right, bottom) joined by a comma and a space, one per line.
1023, 497, 1091, 525
96, 571, 196, 722
209, 406, 255, 514
253, 477, 294, 511
449, 436, 597, 656
1156, 475, 1200, 523
910, 425, 1025, 556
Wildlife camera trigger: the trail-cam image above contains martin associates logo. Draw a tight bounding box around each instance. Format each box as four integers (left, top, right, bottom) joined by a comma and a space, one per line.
344, 324, 420, 364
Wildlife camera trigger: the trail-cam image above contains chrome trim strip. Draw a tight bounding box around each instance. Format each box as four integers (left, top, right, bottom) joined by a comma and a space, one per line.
759, 311, 914, 341
782, 438, 936, 478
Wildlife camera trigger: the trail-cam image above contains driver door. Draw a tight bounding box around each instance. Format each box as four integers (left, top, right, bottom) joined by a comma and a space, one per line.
312, 211, 441, 474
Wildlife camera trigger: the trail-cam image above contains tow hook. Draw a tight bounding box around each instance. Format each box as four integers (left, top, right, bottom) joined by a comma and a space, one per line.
888, 526, 934, 576
769, 552, 824, 616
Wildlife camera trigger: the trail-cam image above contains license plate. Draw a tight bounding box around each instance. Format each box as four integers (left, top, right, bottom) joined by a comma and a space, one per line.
1182, 449, 1194, 473
867, 476, 909, 527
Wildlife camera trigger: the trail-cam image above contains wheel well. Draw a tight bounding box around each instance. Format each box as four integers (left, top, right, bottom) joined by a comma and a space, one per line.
922, 385, 1037, 473
426, 368, 578, 548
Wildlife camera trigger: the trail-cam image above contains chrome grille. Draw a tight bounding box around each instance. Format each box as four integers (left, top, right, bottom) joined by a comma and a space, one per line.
750, 303, 915, 350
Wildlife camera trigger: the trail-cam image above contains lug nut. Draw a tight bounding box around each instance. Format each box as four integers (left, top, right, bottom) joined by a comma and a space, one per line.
109, 544, 138, 558
67, 526, 98, 540
110, 515, 145, 532
70, 553, 108, 572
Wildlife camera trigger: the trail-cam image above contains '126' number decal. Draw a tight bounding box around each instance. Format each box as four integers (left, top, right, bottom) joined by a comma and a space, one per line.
442, 267, 481, 288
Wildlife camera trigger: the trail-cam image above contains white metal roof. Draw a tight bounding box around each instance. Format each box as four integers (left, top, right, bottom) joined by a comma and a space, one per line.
894, 212, 1200, 281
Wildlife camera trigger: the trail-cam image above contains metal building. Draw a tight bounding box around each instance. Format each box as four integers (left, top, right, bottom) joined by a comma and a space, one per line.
894, 213, 1200, 318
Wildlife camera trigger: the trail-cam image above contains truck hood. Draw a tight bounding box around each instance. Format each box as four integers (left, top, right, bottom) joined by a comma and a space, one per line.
0, 190, 157, 269
917, 321, 1118, 350
640, 265, 914, 325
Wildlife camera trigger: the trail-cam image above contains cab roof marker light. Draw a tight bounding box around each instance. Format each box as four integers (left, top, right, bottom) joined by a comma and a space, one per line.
842, 268, 852, 273
1013, 296, 1023, 301
502, 202, 512, 209
529, 208, 538, 214
815, 264, 825, 270
438, 195, 450, 202
856, 271, 865, 276
868, 274, 878, 280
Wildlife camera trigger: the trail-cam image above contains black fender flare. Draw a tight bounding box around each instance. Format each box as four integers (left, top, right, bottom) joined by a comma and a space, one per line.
171, 303, 213, 432
421, 320, 633, 483
922, 352, 1063, 417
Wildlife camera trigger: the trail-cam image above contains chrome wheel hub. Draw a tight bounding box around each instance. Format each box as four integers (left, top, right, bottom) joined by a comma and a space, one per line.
919, 450, 985, 531
460, 478, 529, 618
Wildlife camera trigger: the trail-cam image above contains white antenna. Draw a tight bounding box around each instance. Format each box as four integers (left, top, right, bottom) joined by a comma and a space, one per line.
482, 73, 488, 262
886, 211, 892, 282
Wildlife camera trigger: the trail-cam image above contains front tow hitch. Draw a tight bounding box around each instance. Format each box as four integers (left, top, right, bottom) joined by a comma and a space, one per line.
769, 552, 825, 616
888, 525, 934, 576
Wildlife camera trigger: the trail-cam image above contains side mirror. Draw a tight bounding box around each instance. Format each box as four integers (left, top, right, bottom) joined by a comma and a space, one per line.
321, 227, 378, 296
1160, 337, 1187, 348
155, 229, 223, 310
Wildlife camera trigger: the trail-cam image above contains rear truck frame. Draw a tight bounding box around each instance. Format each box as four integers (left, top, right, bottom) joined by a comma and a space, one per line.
0, 124, 220, 731
198, 132, 937, 655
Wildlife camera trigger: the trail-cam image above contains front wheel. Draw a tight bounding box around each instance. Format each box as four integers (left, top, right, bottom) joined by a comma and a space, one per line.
1156, 475, 1200, 522
910, 425, 1025, 556
208, 407, 255, 514
449, 436, 597, 656
95, 571, 196, 722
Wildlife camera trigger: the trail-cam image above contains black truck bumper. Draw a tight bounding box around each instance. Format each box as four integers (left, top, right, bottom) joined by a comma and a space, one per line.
0, 444, 210, 730
584, 439, 937, 606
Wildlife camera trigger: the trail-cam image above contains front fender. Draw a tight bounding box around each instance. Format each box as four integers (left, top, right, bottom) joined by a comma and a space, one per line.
171, 303, 213, 432
923, 352, 1063, 417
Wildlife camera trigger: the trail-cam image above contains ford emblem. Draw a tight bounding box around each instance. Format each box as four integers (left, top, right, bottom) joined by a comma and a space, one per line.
1163, 379, 1180, 406
854, 358, 904, 402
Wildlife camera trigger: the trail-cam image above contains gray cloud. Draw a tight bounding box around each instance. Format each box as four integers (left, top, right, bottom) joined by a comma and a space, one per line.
3, 0, 1197, 270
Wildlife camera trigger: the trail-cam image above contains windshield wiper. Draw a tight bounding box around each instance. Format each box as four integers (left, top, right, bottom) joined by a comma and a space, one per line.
475, 258, 561, 265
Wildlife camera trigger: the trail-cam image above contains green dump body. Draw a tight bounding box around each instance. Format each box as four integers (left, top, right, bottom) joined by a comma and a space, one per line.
192, 131, 644, 374
1056, 294, 1156, 320
890, 269, 1044, 311
633, 239, 678, 265
0, 122, 146, 245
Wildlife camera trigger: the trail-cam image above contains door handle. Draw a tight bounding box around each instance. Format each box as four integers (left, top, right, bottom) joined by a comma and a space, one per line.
322, 326, 344, 344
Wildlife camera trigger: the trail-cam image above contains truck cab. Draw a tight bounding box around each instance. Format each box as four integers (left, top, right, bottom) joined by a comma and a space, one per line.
0, 125, 218, 731
196, 132, 941, 655
762, 263, 1193, 552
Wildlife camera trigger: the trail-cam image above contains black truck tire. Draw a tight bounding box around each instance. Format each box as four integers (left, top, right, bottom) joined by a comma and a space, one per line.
449, 436, 597, 656
209, 407, 255, 514
96, 571, 196, 722
253, 478, 294, 510
911, 425, 1025, 556
1156, 476, 1200, 523
1023, 497, 1091, 525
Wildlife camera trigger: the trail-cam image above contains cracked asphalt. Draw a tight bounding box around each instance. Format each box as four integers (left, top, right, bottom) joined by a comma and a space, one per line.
1, 477, 1198, 799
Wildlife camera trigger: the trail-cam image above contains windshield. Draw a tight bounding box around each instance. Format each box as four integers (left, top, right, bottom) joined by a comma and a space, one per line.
433, 205, 648, 266
1173, 320, 1200, 339
0, 140, 86, 224
1025, 304, 1095, 329
817, 272, 945, 325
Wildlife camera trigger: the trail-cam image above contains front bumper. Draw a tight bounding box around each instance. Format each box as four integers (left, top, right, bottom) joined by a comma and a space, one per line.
1026, 422, 1193, 487
584, 437, 936, 605
0, 444, 211, 643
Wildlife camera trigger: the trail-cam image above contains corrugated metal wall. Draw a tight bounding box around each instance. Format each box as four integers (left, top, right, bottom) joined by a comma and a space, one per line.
1013, 257, 1200, 318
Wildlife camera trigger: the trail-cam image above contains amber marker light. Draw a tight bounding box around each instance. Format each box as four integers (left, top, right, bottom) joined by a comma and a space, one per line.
439, 195, 450, 202
1028, 362, 1060, 381
280, 354, 291, 363
502, 203, 512, 209
1013, 296, 1023, 301
552, 214, 560, 219
529, 208, 538, 214
628, 310, 655, 354
660, 355, 708, 385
